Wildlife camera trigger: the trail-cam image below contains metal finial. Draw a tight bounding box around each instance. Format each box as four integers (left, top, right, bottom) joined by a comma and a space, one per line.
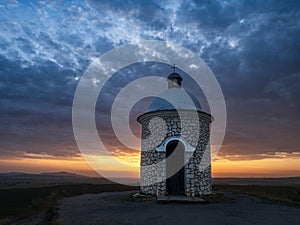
171, 63, 177, 73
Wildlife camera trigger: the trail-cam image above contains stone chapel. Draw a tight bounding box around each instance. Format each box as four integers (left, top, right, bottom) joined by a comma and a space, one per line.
137, 68, 212, 197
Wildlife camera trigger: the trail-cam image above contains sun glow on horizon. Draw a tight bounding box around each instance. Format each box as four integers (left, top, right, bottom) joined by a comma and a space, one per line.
212, 156, 300, 178
0, 151, 299, 179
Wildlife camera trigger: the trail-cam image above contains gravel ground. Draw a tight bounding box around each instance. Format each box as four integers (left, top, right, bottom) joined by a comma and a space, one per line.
58, 191, 300, 225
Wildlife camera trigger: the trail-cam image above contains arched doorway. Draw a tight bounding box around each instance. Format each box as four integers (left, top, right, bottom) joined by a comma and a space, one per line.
166, 140, 185, 195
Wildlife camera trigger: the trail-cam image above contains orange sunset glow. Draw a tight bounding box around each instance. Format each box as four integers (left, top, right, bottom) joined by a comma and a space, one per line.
1, 150, 299, 178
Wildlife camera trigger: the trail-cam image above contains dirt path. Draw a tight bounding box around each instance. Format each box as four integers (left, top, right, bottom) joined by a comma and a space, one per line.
58, 191, 300, 225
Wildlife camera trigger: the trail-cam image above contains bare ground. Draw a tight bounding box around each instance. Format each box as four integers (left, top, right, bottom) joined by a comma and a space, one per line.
57, 191, 300, 225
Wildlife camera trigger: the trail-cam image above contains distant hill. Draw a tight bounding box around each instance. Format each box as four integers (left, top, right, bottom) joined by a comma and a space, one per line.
213, 177, 300, 186
1, 172, 299, 188
0, 172, 113, 188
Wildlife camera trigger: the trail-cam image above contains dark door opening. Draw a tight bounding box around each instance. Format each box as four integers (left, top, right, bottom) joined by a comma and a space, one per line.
166, 141, 185, 195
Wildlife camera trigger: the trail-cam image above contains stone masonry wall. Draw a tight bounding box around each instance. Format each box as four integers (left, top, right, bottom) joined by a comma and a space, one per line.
138, 110, 212, 196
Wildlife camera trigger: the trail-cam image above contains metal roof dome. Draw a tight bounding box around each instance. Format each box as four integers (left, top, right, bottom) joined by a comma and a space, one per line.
145, 65, 202, 113
146, 87, 202, 113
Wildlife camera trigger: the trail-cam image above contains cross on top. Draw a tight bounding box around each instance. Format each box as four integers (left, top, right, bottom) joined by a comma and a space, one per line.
171, 63, 177, 73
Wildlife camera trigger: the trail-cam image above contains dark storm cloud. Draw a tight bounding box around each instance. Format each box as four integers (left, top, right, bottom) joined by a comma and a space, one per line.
203, 2, 300, 157
0, 55, 79, 157
0, 0, 300, 160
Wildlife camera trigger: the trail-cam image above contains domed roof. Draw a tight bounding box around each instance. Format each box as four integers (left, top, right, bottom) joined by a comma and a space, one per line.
167, 72, 183, 81
146, 88, 202, 113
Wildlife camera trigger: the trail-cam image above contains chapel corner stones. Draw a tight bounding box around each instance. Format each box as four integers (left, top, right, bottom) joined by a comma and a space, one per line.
137, 69, 212, 197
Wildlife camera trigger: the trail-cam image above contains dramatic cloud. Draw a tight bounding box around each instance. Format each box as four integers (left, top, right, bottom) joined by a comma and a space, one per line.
0, 0, 300, 162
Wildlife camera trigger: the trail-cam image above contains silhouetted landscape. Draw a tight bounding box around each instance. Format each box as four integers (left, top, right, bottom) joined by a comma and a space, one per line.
0, 172, 138, 224
0, 172, 299, 224
213, 177, 300, 186
0, 172, 110, 187
2, 172, 300, 188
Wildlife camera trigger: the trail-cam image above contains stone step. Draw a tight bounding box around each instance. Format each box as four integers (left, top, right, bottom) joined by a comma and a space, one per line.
157, 195, 206, 203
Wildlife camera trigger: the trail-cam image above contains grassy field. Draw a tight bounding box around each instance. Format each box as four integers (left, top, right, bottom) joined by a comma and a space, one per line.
213, 185, 300, 207
0, 183, 137, 222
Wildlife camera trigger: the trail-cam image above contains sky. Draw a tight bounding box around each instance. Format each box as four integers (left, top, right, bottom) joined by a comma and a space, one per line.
0, 0, 300, 178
